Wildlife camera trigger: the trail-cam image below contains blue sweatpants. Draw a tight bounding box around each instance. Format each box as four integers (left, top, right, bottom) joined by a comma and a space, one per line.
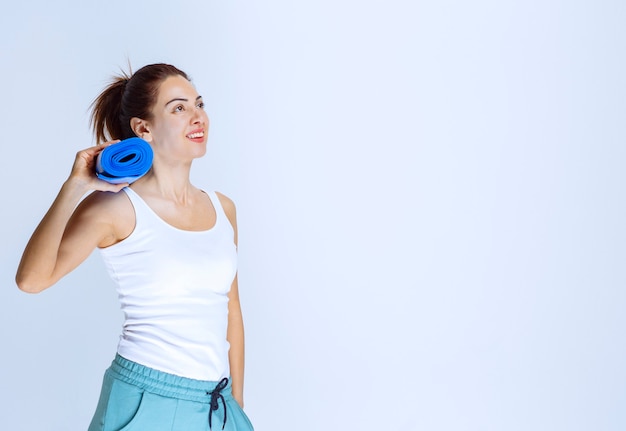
88, 355, 254, 431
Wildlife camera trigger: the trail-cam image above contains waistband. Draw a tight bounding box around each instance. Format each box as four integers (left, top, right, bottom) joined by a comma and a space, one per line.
108, 354, 233, 404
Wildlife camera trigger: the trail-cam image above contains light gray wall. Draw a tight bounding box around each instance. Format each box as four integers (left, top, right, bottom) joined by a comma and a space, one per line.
1, 1, 624, 430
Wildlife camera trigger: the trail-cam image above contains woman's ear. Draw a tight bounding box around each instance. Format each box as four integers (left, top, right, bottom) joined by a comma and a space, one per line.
130, 117, 153, 142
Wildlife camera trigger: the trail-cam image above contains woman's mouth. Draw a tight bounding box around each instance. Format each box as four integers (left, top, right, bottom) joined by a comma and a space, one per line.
186, 131, 205, 139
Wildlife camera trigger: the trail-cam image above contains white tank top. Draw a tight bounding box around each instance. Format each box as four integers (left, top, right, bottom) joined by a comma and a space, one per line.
98, 187, 238, 381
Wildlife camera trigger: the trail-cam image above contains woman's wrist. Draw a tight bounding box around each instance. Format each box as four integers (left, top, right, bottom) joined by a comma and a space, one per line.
62, 177, 91, 198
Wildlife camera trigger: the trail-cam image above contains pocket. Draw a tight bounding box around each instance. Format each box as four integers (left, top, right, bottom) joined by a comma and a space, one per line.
118, 391, 176, 431
240, 409, 254, 431
101, 378, 144, 431
231, 401, 255, 431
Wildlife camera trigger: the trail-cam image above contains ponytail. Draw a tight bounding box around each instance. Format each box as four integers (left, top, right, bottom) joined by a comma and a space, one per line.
90, 72, 131, 143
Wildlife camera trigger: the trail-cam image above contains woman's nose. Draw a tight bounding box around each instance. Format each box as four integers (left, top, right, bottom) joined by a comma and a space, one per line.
191, 108, 202, 123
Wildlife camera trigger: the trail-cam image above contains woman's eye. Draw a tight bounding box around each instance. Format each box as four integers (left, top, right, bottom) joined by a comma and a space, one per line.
174, 105, 184, 112
197, 102, 205, 109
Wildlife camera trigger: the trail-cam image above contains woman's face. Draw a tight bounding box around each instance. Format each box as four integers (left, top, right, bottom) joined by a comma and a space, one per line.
144, 74, 210, 162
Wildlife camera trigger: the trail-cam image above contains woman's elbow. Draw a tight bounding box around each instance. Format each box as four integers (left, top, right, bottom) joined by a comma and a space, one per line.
15, 273, 50, 294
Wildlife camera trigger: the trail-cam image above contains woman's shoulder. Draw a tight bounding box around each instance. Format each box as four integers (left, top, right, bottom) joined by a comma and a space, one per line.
79, 188, 132, 214
214, 191, 236, 214
213, 191, 237, 233
76, 189, 135, 245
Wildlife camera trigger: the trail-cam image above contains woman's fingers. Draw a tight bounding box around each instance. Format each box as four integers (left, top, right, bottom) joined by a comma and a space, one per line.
99, 139, 121, 148
68, 141, 127, 192
96, 180, 129, 193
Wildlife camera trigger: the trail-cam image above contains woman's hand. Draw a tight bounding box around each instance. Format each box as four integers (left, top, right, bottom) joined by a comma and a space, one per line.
67, 141, 129, 193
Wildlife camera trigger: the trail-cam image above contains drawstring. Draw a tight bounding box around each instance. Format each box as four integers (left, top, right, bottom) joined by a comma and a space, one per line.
207, 377, 229, 430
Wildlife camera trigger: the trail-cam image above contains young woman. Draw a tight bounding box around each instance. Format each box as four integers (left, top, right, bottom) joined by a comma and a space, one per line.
16, 63, 253, 431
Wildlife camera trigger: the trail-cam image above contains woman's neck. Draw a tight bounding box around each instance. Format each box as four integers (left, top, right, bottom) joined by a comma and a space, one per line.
132, 161, 197, 205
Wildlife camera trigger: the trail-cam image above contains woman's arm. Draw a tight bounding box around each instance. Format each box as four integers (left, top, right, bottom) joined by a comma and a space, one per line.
227, 275, 246, 408
16, 143, 128, 293
220, 193, 246, 408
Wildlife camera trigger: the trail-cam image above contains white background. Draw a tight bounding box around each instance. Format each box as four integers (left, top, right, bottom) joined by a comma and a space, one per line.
1, 1, 625, 430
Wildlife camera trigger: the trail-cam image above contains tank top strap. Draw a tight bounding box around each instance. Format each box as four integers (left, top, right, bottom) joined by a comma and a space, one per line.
122, 187, 157, 223
204, 191, 228, 224
122, 187, 151, 222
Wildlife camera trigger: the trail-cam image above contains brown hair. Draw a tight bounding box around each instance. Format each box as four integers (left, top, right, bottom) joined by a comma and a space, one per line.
90, 63, 189, 143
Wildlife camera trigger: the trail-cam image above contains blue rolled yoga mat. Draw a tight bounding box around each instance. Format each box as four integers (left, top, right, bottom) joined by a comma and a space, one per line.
95, 137, 154, 184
